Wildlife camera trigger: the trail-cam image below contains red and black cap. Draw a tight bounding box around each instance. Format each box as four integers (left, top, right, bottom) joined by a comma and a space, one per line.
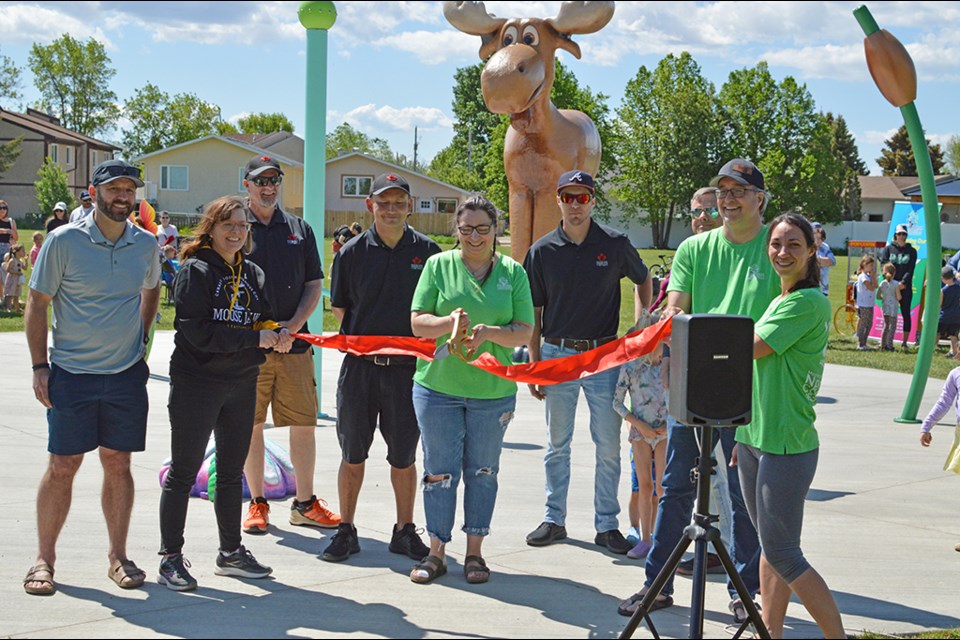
370, 172, 411, 196
244, 155, 284, 179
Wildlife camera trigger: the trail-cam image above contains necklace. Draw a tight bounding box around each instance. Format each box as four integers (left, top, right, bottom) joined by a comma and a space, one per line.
463, 253, 495, 282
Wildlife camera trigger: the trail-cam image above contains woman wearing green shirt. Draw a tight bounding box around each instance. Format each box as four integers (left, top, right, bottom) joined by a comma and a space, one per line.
735, 213, 844, 638
409, 195, 534, 585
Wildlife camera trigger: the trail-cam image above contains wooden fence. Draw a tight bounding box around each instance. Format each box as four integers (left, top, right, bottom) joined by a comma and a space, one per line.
326, 210, 455, 237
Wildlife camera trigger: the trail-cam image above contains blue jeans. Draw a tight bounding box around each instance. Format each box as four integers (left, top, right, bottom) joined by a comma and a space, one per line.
643, 417, 760, 598
541, 341, 622, 532
412, 383, 516, 544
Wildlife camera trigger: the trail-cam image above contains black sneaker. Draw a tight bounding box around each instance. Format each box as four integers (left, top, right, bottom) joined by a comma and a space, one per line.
677, 552, 725, 576
595, 529, 631, 554
526, 521, 567, 547
214, 545, 272, 578
322, 523, 360, 562
158, 553, 197, 591
389, 523, 430, 560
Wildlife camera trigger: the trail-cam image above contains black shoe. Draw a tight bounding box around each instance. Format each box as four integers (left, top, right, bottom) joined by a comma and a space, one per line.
322, 523, 360, 562
389, 523, 430, 560
677, 552, 725, 576
595, 529, 631, 554
214, 545, 272, 579
526, 522, 567, 547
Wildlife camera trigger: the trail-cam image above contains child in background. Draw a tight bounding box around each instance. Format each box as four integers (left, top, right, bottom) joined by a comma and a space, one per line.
613, 313, 667, 560
919, 364, 960, 552
939, 266, 960, 358
29, 232, 43, 267
3, 243, 26, 312
876, 262, 902, 352
855, 255, 878, 350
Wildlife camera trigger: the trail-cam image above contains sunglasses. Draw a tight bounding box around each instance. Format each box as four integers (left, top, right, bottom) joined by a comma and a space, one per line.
560, 192, 592, 204
250, 175, 282, 187
690, 207, 719, 219
99, 164, 142, 180
0, 206, 7, 210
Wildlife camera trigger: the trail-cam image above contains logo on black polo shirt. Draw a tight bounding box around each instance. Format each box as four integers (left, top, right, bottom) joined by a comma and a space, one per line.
596, 252, 609, 267
411, 256, 424, 271
287, 233, 301, 245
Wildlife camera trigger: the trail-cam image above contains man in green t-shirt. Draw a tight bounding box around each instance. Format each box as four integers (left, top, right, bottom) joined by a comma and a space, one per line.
620, 159, 778, 621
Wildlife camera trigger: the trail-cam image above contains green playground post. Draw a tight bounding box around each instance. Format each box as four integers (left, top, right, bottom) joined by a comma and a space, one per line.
855, 5, 941, 423
299, 1, 336, 418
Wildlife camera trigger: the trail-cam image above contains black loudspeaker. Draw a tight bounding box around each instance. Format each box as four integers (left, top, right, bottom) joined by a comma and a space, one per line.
668, 314, 754, 426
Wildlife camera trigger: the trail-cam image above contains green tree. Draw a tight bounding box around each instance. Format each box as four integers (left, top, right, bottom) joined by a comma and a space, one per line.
237, 112, 294, 134
613, 52, 723, 247
326, 122, 394, 162
946, 135, 960, 176
0, 136, 24, 180
34, 157, 73, 218
877, 125, 946, 176
28, 34, 119, 136
824, 112, 865, 219
0, 47, 22, 106
122, 83, 225, 158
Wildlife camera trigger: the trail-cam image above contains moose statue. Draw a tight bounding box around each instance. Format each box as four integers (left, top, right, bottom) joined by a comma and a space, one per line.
444, 0, 616, 261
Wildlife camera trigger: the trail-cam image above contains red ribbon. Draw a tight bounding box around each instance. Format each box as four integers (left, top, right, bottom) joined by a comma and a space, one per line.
292, 317, 672, 385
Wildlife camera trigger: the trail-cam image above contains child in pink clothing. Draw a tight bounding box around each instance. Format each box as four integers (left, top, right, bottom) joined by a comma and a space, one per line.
29, 232, 43, 267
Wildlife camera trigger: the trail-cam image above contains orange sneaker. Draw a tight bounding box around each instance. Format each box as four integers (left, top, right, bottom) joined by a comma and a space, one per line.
243, 498, 270, 534
289, 495, 341, 529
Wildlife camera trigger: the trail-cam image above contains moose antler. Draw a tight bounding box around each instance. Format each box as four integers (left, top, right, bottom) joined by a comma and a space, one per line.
443, 1, 506, 36
547, 1, 615, 35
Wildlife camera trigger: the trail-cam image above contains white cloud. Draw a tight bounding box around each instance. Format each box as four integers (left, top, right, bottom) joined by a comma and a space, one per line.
340, 103, 453, 133
0, 4, 113, 47
760, 44, 866, 81
378, 30, 479, 65
227, 111, 251, 126
862, 128, 900, 145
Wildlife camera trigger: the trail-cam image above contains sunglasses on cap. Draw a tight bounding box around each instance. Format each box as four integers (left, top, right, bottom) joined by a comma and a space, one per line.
250, 175, 282, 187
99, 164, 142, 180
560, 192, 591, 204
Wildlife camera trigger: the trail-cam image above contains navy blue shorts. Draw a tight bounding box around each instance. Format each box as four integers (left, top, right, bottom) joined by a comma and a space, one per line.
47, 359, 150, 456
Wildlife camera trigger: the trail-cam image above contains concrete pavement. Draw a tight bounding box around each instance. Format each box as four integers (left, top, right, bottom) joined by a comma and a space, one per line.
1, 331, 958, 638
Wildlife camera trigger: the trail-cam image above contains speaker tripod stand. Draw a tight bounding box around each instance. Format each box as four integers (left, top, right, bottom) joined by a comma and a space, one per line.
619, 424, 770, 640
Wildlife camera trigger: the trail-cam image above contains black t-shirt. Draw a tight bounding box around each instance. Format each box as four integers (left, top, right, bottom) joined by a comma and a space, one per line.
247, 206, 323, 354
330, 225, 440, 336
523, 219, 648, 339
46, 217, 68, 234
879, 242, 918, 286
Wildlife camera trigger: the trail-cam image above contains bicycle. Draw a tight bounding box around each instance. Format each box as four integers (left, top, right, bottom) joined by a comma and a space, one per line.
649, 253, 673, 279
833, 281, 857, 336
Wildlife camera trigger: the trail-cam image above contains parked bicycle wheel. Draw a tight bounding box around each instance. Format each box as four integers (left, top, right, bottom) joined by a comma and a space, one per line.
833, 304, 857, 336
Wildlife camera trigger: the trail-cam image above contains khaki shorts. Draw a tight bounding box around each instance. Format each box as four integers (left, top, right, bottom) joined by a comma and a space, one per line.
254, 351, 319, 426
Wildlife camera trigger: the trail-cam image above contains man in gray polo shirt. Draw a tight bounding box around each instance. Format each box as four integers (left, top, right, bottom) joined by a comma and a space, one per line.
23, 159, 161, 596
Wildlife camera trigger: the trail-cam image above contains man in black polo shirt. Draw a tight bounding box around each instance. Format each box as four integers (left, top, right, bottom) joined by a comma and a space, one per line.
240, 155, 342, 535
523, 170, 651, 554
323, 172, 440, 562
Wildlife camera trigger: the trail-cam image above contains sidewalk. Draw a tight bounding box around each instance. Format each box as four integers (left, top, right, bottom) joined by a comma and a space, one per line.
1, 331, 958, 638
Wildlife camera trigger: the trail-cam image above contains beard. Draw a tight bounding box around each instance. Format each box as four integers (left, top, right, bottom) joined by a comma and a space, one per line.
97, 194, 134, 222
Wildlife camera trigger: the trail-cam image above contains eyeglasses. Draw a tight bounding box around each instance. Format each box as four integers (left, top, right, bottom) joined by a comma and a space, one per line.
458, 224, 493, 236
690, 207, 719, 219
218, 222, 251, 232
560, 192, 592, 204
715, 187, 759, 199
250, 175, 282, 187
0, 206, 8, 210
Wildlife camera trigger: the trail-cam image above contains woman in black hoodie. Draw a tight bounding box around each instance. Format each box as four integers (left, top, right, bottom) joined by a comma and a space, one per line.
157, 195, 292, 590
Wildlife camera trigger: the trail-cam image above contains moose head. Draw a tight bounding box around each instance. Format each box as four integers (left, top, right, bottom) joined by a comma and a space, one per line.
444, 1, 615, 261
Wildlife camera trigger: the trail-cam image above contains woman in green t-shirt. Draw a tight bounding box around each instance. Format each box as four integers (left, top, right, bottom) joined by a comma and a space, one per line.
735, 213, 844, 639
409, 195, 534, 585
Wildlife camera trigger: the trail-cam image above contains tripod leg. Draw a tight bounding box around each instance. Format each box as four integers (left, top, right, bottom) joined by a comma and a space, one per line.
619, 534, 693, 640
711, 539, 770, 640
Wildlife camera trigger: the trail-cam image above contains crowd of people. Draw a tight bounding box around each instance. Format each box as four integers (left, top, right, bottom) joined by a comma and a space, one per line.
18, 154, 860, 638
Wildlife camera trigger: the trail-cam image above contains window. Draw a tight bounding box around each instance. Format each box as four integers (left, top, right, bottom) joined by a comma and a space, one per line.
238, 167, 247, 193
342, 175, 373, 197
160, 165, 189, 191
437, 198, 458, 214
418, 199, 433, 213
65, 146, 72, 166
49, 144, 58, 163
91, 150, 98, 167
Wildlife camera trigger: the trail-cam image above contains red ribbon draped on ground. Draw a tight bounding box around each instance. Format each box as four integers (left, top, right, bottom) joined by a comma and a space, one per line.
292, 318, 672, 385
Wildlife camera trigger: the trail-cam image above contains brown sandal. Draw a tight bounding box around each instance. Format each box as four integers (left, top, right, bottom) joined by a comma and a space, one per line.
410, 555, 447, 584
24, 563, 55, 596
463, 555, 490, 584
108, 559, 146, 589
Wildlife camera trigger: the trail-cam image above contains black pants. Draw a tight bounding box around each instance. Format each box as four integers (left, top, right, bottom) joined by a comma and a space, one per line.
900, 286, 913, 343
159, 374, 257, 555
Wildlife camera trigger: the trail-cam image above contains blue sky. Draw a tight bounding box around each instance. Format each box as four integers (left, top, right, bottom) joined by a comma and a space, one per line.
1, 1, 958, 177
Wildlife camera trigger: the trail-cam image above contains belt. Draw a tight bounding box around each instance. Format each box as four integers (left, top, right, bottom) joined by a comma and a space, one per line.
543, 336, 617, 353
361, 354, 417, 366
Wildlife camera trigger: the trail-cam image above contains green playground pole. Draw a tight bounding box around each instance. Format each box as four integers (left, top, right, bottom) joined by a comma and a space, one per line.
299, 1, 336, 419
855, 5, 941, 423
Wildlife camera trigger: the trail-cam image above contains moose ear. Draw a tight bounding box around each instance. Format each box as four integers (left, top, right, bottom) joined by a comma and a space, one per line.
556, 35, 581, 59
479, 33, 500, 59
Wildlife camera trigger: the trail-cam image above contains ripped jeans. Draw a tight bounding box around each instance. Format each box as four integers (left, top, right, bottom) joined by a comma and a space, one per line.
412, 382, 516, 543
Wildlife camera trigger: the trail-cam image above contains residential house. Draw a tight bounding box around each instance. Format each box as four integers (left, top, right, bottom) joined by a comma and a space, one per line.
0, 108, 120, 217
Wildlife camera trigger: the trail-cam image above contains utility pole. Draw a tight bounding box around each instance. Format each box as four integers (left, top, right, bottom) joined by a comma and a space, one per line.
413, 126, 419, 172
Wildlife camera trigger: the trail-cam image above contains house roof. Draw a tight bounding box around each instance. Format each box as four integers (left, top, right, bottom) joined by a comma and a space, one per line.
223, 131, 295, 149
902, 175, 960, 197
0, 108, 120, 150
859, 176, 908, 200
131, 135, 304, 168
327, 152, 474, 196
